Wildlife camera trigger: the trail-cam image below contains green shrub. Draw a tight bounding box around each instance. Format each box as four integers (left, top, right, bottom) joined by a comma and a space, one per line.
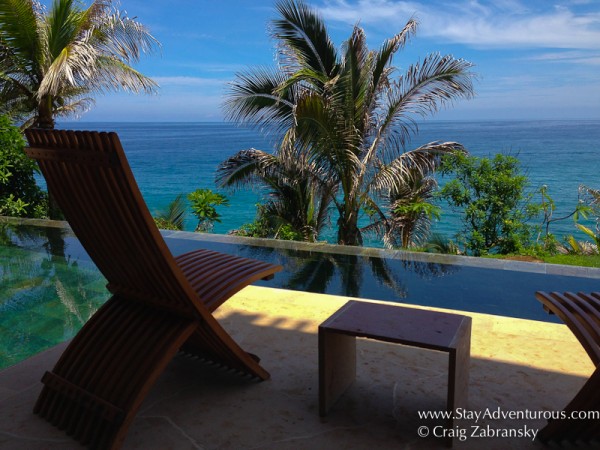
187, 189, 229, 232
0, 116, 47, 217
438, 152, 539, 256
233, 203, 304, 241
153, 217, 182, 231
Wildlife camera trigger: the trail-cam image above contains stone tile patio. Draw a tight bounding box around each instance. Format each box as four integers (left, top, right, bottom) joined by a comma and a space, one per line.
0, 286, 594, 449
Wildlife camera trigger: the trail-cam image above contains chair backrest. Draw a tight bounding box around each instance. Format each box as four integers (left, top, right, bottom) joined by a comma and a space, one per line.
25, 129, 203, 318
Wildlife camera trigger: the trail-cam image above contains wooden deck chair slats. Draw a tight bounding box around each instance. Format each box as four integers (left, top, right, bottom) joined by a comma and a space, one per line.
29, 130, 196, 313
175, 249, 280, 311
535, 290, 600, 445
38, 301, 197, 449
25, 129, 282, 450
537, 291, 600, 365
571, 292, 600, 324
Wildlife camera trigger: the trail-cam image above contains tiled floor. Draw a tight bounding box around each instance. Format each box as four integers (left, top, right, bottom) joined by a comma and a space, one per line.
0, 286, 594, 449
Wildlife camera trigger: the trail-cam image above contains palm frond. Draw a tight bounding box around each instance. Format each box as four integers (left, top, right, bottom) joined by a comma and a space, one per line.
154, 193, 186, 230
424, 233, 460, 254
398, 53, 475, 112
91, 55, 158, 94
377, 53, 475, 154
164, 194, 187, 230
273, 66, 330, 97
45, 0, 84, 60
90, 7, 160, 63
580, 184, 600, 206
0, 0, 40, 63
371, 17, 417, 91
53, 95, 94, 118
0, 72, 34, 108
38, 40, 96, 96
338, 25, 371, 126
224, 66, 295, 129
272, 0, 337, 77
368, 141, 463, 195
216, 148, 278, 189
294, 92, 362, 180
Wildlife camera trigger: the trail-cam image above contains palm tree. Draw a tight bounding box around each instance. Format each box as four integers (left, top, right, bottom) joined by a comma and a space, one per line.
217, 141, 333, 242
225, 0, 474, 246
365, 143, 446, 248
285, 252, 402, 298
386, 171, 439, 248
0, 0, 159, 128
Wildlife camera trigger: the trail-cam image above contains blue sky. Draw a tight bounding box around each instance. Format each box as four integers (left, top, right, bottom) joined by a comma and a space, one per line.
70, 0, 600, 122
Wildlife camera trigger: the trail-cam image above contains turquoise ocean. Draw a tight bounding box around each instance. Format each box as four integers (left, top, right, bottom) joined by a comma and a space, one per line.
57, 120, 599, 247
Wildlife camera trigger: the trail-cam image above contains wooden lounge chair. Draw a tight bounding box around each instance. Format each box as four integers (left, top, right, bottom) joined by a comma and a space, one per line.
535, 291, 600, 445
24, 129, 283, 450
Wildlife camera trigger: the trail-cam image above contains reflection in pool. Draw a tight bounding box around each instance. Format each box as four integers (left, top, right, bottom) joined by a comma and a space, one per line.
167, 236, 597, 323
1, 223, 598, 369
1, 225, 109, 369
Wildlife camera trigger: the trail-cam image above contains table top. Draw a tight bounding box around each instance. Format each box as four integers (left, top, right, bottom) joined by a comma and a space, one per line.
319, 301, 471, 351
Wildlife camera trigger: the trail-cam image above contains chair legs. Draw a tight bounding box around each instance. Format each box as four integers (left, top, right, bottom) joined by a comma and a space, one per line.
535, 291, 600, 445
180, 331, 270, 380
539, 365, 600, 445
34, 296, 196, 450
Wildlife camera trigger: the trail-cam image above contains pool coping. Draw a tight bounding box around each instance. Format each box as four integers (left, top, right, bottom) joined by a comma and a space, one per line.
3, 215, 600, 279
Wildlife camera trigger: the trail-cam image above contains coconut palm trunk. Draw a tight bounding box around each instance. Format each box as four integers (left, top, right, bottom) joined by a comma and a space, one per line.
37, 93, 60, 216
36, 95, 55, 129
337, 214, 362, 246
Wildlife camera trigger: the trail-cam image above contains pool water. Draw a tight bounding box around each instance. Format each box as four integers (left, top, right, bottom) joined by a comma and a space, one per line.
0, 225, 109, 369
168, 236, 598, 322
1, 222, 599, 370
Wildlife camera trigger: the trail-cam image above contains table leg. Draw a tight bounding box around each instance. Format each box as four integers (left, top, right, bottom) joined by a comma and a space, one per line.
446, 319, 472, 447
319, 330, 356, 416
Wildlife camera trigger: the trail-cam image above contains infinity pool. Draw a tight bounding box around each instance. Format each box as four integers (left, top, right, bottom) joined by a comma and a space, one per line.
1, 221, 599, 369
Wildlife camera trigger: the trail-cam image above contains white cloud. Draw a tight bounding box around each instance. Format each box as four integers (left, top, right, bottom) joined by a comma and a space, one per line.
528, 50, 600, 65
319, 0, 600, 49
319, 0, 419, 23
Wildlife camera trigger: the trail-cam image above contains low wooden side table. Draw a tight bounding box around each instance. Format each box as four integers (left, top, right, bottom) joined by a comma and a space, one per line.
318, 300, 472, 447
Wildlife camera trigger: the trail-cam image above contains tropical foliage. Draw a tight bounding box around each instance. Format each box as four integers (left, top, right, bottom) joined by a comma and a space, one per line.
536, 184, 591, 253
0, 114, 46, 217
438, 152, 540, 256
364, 142, 454, 248
217, 145, 332, 242
563, 185, 600, 255
153, 194, 186, 231
221, 0, 474, 247
0, 0, 159, 128
187, 188, 229, 232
